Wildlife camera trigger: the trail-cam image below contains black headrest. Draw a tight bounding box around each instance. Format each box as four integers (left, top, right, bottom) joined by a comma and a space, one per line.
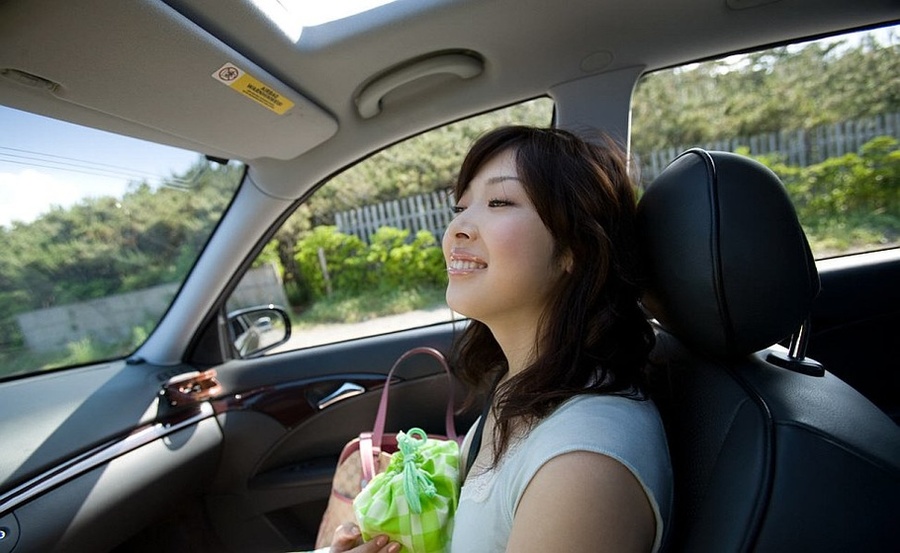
636, 149, 820, 360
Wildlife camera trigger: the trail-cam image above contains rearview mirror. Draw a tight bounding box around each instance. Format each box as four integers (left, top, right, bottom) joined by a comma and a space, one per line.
227, 305, 291, 358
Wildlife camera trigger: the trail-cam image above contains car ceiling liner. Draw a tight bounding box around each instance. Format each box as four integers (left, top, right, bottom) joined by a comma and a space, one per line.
0, 0, 337, 161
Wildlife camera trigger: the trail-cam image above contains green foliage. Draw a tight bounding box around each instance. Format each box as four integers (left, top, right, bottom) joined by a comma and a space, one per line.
294, 226, 447, 301
630, 31, 899, 256
65, 336, 99, 365
304, 99, 553, 227
1, 160, 242, 309
253, 239, 282, 270
295, 226, 371, 298
0, 317, 156, 379
761, 136, 900, 255
632, 30, 899, 152
284, 278, 311, 308
270, 205, 314, 305
294, 285, 447, 326
0, 159, 243, 365
366, 228, 447, 289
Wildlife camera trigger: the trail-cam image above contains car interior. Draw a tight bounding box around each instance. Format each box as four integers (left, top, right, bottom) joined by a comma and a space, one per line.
0, 0, 898, 552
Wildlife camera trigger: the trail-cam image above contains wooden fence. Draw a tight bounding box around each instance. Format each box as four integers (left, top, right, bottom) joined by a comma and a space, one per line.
635, 112, 900, 183
336, 113, 899, 241
334, 190, 454, 243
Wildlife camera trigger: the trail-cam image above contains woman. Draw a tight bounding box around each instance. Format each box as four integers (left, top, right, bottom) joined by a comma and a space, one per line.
333, 126, 671, 552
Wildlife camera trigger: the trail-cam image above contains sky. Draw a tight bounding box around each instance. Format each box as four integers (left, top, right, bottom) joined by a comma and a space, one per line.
0, 106, 199, 228
253, 0, 399, 41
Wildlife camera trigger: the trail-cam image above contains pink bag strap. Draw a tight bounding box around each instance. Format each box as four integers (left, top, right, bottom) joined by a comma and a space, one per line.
358, 431, 376, 486
362, 347, 458, 483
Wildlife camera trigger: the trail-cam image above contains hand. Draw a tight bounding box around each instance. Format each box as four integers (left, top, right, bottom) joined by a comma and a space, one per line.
330, 522, 401, 553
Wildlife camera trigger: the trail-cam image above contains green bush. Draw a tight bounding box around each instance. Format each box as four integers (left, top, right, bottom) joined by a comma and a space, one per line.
294, 225, 447, 300
284, 278, 311, 309
760, 136, 900, 254
295, 226, 370, 298
368, 228, 448, 289
367, 226, 411, 289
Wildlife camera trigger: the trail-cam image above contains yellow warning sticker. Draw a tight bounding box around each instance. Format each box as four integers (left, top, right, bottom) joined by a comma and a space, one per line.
212, 63, 294, 115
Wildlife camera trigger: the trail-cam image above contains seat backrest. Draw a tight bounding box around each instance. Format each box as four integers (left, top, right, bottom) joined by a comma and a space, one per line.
636, 149, 900, 552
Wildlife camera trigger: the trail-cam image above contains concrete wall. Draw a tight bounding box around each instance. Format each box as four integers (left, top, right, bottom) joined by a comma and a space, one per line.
17, 264, 287, 353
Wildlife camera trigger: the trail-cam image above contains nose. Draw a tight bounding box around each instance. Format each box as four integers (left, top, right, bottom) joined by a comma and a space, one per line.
445, 211, 475, 242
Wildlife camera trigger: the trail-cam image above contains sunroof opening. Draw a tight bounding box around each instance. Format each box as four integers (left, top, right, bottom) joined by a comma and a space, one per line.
283, 0, 398, 26
252, 0, 399, 41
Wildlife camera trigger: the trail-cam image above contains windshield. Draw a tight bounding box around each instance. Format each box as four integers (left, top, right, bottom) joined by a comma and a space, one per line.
0, 106, 243, 378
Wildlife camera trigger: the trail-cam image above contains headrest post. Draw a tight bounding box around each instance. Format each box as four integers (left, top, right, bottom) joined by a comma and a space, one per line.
766, 318, 825, 377
787, 317, 810, 359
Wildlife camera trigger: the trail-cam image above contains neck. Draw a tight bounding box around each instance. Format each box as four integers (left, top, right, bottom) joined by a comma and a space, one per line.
486, 315, 540, 379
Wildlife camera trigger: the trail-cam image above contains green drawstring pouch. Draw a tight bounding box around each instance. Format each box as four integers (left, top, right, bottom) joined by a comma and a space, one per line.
353, 428, 460, 553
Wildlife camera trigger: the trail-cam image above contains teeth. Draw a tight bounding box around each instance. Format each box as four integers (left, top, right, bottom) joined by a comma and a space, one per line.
449, 259, 486, 270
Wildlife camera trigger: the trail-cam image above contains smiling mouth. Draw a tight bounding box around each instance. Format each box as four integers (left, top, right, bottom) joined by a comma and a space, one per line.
448, 259, 487, 271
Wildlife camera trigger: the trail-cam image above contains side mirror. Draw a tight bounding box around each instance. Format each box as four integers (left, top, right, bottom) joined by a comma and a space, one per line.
227, 305, 291, 358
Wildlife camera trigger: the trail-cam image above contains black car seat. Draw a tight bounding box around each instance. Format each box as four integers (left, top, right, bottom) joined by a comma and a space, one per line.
636, 149, 900, 552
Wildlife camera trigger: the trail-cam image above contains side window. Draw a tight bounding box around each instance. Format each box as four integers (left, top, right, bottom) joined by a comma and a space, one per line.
631, 25, 899, 258
0, 106, 243, 378
228, 98, 553, 353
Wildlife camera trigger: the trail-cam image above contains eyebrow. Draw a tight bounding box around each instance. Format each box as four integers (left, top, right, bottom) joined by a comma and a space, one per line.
485, 175, 521, 185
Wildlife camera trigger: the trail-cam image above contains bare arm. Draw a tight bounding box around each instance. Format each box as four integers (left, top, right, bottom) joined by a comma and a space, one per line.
506, 451, 656, 553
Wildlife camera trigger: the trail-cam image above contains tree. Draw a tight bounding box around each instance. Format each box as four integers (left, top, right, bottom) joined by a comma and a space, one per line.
0, 159, 243, 351
631, 29, 899, 152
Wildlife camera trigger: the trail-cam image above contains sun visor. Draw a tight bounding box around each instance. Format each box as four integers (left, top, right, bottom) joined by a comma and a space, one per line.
0, 0, 336, 161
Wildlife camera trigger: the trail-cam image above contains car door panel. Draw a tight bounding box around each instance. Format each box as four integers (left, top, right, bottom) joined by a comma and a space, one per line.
0, 361, 160, 491
8, 418, 221, 553
0, 359, 219, 494
203, 321, 474, 551
808, 249, 900, 422
0, 360, 224, 553
0, 318, 467, 552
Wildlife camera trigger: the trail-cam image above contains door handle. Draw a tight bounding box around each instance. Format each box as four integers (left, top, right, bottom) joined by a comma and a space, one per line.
162, 369, 222, 406
317, 382, 365, 410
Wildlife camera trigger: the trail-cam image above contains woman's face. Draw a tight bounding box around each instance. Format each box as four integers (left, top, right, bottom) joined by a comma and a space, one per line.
443, 149, 566, 330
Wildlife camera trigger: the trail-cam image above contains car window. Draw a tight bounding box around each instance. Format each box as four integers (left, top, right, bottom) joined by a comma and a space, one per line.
631, 24, 899, 259
0, 106, 243, 379
228, 98, 553, 353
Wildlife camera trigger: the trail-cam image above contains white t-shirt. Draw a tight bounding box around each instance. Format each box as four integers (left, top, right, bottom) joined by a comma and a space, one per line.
450, 394, 673, 552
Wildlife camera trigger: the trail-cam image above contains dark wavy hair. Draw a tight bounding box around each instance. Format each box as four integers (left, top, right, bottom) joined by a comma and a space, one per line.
451, 126, 655, 464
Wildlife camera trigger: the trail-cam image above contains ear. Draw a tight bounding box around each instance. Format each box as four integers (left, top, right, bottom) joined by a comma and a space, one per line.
560, 249, 574, 274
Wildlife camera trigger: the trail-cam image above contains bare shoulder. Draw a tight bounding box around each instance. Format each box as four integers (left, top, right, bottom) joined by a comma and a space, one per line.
506, 451, 656, 553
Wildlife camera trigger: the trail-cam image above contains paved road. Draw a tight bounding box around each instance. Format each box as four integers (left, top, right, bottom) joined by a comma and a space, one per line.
273, 305, 461, 352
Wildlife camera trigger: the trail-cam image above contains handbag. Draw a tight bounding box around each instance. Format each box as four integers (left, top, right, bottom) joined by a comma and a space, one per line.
353, 427, 459, 553
314, 347, 459, 549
